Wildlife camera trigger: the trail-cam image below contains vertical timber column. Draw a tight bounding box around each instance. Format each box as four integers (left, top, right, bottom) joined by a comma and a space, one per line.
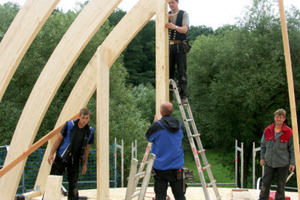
97, 46, 110, 199
155, 0, 169, 115
277, 0, 300, 196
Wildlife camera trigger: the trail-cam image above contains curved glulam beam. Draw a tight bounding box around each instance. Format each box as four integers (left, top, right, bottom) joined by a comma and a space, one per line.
0, 0, 60, 101
34, 0, 155, 197
0, 0, 122, 199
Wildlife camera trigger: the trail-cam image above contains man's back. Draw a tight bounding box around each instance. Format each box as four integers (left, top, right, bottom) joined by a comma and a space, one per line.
146, 115, 184, 170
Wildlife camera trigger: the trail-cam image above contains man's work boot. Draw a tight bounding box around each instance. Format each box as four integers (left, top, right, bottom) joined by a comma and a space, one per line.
181, 95, 188, 104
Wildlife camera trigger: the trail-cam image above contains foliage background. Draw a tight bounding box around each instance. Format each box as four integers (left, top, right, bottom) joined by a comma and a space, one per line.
0, 0, 299, 190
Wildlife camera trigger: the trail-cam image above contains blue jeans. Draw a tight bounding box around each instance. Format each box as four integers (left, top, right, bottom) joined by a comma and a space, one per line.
259, 165, 289, 200
153, 169, 186, 200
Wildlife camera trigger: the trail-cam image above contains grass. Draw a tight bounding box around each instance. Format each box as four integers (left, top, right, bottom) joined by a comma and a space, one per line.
183, 149, 235, 187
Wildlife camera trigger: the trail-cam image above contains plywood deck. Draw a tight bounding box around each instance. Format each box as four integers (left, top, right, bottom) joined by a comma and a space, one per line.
30, 187, 298, 200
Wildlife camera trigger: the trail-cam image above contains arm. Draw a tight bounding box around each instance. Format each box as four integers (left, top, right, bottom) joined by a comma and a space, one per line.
82, 144, 90, 175
288, 135, 295, 172
165, 23, 188, 34
48, 134, 63, 165
260, 133, 266, 166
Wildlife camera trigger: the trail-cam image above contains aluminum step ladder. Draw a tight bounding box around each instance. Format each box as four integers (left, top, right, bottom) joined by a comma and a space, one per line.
125, 148, 155, 200
170, 79, 221, 200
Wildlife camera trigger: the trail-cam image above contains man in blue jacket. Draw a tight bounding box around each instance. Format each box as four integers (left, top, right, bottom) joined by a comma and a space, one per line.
146, 102, 186, 200
48, 108, 94, 200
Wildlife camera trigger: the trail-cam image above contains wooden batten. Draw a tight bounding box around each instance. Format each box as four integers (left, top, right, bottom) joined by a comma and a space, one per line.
0, 0, 122, 199
155, 0, 169, 115
277, 0, 300, 197
0, 0, 60, 101
97, 47, 110, 199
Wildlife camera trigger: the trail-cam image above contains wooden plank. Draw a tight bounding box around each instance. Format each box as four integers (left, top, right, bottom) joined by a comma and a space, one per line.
34, 0, 155, 194
155, 0, 169, 115
231, 189, 251, 200
97, 47, 110, 199
0, 0, 122, 199
277, 0, 300, 198
0, 114, 78, 178
43, 175, 62, 200
22, 190, 42, 199
0, 0, 60, 101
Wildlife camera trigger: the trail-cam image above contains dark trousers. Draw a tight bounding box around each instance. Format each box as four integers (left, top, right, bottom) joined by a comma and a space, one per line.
154, 169, 186, 200
50, 155, 80, 200
259, 165, 289, 200
169, 42, 187, 97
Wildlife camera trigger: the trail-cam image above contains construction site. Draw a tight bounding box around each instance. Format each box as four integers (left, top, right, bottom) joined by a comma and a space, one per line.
0, 0, 299, 199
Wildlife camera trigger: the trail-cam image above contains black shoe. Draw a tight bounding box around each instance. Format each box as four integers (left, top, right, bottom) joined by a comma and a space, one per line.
181, 96, 188, 104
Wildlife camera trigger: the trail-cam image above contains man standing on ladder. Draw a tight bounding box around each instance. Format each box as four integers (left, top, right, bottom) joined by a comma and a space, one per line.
259, 109, 295, 200
47, 108, 94, 200
145, 102, 186, 200
165, 0, 190, 104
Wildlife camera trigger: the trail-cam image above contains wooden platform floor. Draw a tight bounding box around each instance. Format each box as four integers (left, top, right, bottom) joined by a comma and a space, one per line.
32, 187, 299, 200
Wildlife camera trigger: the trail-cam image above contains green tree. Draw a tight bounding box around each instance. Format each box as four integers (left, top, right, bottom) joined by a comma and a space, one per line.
187, 0, 300, 187
187, 25, 214, 41
124, 20, 156, 86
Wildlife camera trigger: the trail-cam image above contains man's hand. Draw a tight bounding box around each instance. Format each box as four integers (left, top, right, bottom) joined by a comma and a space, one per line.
289, 165, 295, 173
260, 159, 265, 167
165, 22, 176, 30
82, 164, 87, 175
48, 154, 54, 165
154, 115, 160, 122
168, 14, 173, 20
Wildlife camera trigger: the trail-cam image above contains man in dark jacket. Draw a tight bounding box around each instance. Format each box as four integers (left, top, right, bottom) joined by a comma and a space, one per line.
259, 109, 295, 200
165, 0, 189, 103
146, 102, 186, 200
48, 108, 94, 200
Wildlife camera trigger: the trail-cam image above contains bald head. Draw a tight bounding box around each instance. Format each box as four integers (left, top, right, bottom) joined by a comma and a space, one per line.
160, 102, 174, 116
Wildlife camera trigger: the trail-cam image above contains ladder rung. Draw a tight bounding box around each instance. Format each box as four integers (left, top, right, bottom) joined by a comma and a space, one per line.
184, 118, 193, 122
206, 180, 216, 187
189, 134, 201, 138
197, 149, 205, 154
135, 172, 145, 179
131, 192, 140, 198
201, 164, 211, 171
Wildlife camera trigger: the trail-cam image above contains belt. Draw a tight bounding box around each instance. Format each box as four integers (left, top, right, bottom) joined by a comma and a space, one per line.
169, 40, 182, 45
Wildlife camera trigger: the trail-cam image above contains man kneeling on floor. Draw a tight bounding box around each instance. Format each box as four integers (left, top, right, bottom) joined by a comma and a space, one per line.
48, 108, 94, 200
146, 102, 186, 200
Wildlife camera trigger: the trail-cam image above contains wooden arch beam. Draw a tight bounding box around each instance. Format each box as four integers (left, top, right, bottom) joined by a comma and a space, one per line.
0, 0, 122, 199
0, 0, 60, 101
34, 0, 155, 196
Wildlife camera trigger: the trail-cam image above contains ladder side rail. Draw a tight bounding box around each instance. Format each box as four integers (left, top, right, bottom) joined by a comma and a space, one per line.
185, 103, 200, 136
137, 153, 156, 200
125, 158, 138, 200
132, 142, 152, 191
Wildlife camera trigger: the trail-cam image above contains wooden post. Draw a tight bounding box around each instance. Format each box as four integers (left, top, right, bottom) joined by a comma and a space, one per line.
277, 0, 300, 196
97, 46, 110, 199
155, 0, 169, 115
43, 175, 62, 200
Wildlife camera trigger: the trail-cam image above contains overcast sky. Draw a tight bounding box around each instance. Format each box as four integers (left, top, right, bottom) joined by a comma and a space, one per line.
0, 0, 299, 29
